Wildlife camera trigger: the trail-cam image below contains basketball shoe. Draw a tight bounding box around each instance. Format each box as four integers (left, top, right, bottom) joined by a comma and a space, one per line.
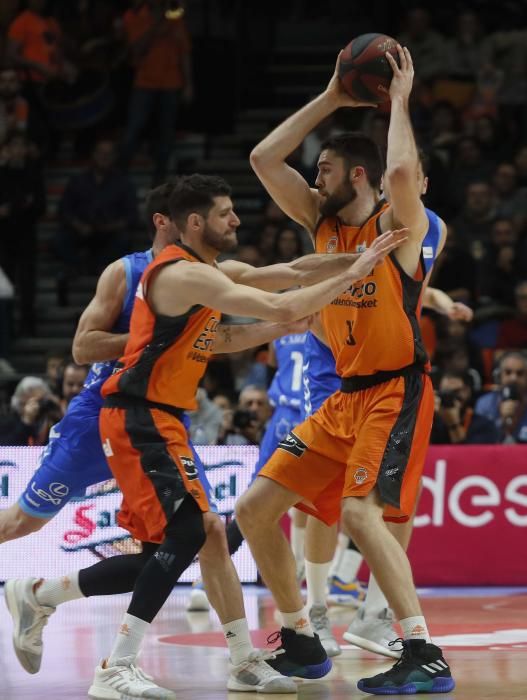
186, 578, 210, 612
343, 607, 401, 658
309, 604, 341, 657
4, 577, 55, 673
266, 628, 332, 679
357, 638, 455, 695
88, 656, 176, 699
327, 575, 366, 607
228, 649, 297, 693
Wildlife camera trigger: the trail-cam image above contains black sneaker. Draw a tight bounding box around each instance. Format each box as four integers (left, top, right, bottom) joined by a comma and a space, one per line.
266, 628, 332, 679
357, 638, 455, 695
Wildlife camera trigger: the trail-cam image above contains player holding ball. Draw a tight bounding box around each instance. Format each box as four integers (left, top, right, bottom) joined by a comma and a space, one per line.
243, 39, 455, 696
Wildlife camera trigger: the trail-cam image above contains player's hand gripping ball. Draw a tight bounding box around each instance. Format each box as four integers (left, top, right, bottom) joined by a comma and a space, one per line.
338, 33, 401, 104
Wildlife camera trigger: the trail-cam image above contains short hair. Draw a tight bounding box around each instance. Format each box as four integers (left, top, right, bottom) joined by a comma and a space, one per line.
144, 181, 178, 240
10, 376, 50, 412
440, 370, 471, 387
168, 174, 232, 230
417, 147, 430, 176
320, 132, 383, 190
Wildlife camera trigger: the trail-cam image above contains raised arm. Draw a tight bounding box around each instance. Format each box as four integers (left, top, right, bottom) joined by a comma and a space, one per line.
151, 230, 407, 323
250, 54, 375, 236
218, 252, 360, 292
72, 260, 128, 364
384, 45, 428, 240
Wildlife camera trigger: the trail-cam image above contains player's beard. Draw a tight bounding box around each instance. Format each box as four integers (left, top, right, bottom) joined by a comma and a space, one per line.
319, 175, 357, 217
202, 221, 238, 253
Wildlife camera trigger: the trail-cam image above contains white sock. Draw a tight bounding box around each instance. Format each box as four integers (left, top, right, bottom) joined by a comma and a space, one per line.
222, 618, 255, 665
108, 613, 150, 665
400, 615, 431, 642
290, 523, 305, 566
34, 573, 84, 608
328, 532, 349, 579
281, 607, 314, 637
334, 548, 363, 583
363, 574, 389, 616
305, 560, 331, 609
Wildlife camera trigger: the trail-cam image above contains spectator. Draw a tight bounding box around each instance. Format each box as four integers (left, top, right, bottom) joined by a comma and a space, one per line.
471, 116, 507, 166
226, 385, 270, 446
452, 180, 495, 255
60, 361, 89, 411
45, 348, 67, 397
479, 218, 519, 306
0, 132, 46, 335
272, 226, 304, 264
492, 162, 527, 223
446, 11, 487, 80
56, 139, 137, 302
475, 351, 527, 443
0, 376, 60, 446
448, 138, 494, 212
119, 0, 193, 183
397, 7, 447, 82
188, 387, 223, 445
255, 222, 278, 265
496, 280, 527, 349
429, 224, 478, 304
431, 370, 499, 444
0, 67, 29, 140
213, 393, 235, 444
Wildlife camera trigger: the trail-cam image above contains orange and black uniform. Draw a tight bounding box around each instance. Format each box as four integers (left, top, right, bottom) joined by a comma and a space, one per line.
100, 243, 219, 543
261, 203, 434, 524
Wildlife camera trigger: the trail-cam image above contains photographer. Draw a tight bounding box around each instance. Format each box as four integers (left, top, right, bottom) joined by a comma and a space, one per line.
475, 351, 527, 443
431, 370, 499, 444
225, 385, 271, 446
0, 376, 61, 446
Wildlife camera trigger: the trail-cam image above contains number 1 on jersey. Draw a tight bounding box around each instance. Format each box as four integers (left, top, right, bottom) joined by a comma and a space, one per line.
345, 320, 356, 346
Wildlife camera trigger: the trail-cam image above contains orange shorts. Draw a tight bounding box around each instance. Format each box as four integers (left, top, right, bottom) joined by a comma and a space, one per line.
260, 372, 434, 525
99, 404, 209, 543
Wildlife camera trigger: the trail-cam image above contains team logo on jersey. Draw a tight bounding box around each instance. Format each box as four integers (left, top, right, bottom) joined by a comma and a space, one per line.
354, 467, 368, 484
278, 431, 308, 458
326, 236, 338, 253
181, 456, 198, 480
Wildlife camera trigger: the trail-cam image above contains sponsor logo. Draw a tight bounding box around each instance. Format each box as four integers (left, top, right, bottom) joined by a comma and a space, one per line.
356, 241, 367, 253
410, 624, 427, 636
277, 431, 308, 458
225, 630, 236, 639
354, 467, 368, 484
64, 505, 97, 544
102, 438, 114, 457
326, 236, 338, 252
422, 245, 434, 259
294, 617, 309, 630
30, 481, 70, 507
193, 316, 219, 352
154, 551, 175, 572
385, 466, 400, 478
181, 456, 198, 481
119, 623, 130, 636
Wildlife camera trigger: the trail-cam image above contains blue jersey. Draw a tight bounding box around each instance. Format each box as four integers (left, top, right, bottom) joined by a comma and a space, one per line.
267, 333, 307, 410
302, 208, 443, 419
81, 249, 153, 403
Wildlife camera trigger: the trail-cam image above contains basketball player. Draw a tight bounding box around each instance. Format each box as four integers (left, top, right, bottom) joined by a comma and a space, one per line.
237, 45, 455, 695
4, 180, 399, 695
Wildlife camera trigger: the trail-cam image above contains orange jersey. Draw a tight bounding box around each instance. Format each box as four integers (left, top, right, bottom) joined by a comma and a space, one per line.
315, 202, 428, 377
102, 243, 220, 410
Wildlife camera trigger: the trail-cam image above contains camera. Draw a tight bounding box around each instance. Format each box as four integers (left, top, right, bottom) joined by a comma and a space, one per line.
437, 390, 460, 409
36, 397, 61, 423
501, 383, 521, 401
232, 409, 258, 431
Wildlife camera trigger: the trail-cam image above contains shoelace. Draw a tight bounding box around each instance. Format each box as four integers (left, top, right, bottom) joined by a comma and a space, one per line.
25, 607, 53, 649
267, 630, 282, 646
382, 639, 413, 677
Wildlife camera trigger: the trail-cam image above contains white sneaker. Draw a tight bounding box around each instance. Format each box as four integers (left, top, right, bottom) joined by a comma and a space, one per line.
343, 607, 401, 658
4, 577, 55, 673
186, 579, 210, 612
88, 657, 177, 699
309, 604, 341, 657
228, 650, 297, 693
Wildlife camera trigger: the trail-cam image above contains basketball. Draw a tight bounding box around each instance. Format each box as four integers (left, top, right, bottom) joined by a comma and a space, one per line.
338, 33, 400, 104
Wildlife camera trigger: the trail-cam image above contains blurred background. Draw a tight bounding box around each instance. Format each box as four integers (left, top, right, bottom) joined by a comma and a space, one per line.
0, 0, 527, 448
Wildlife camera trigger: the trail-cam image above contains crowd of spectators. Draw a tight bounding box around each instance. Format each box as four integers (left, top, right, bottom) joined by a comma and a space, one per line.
0, 3, 526, 445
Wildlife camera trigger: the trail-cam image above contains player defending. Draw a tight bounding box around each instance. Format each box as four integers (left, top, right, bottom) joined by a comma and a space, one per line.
237, 45, 455, 695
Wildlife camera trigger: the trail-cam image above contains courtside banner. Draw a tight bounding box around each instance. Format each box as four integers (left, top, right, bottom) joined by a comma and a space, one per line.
0, 446, 259, 583
409, 445, 527, 586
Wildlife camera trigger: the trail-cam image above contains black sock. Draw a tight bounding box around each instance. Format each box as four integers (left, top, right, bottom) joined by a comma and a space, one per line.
226, 518, 244, 555
347, 538, 360, 552
78, 542, 158, 597
128, 495, 206, 623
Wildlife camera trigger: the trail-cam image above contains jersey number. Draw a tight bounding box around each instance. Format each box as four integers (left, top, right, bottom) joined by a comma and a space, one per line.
345, 320, 356, 346
290, 351, 303, 392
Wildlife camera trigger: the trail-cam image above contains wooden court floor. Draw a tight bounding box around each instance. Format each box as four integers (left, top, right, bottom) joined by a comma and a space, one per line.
1, 586, 526, 699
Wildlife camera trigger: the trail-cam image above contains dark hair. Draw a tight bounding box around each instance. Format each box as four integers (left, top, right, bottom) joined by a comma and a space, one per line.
144, 181, 178, 240
168, 174, 232, 230
417, 147, 430, 177
273, 225, 304, 261
440, 369, 471, 387
320, 132, 383, 190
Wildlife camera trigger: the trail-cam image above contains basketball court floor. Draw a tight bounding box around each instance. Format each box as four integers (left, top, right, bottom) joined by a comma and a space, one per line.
1, 585, 526, 699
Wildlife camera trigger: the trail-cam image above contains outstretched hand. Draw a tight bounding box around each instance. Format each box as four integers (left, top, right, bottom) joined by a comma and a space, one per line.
325, 51, 378, 109
349, 228, 409, 280
384, 44, 414, 101
448, 302, 473, 322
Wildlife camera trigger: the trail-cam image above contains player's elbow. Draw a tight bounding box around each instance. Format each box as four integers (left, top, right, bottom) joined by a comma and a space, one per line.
250, 146, 274, 173
386, 162, 414, 184
72, 336, 87, 364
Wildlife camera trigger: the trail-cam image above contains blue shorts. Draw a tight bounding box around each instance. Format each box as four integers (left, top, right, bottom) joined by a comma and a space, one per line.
250, 405, 302, 482
19, 395, 217, 519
